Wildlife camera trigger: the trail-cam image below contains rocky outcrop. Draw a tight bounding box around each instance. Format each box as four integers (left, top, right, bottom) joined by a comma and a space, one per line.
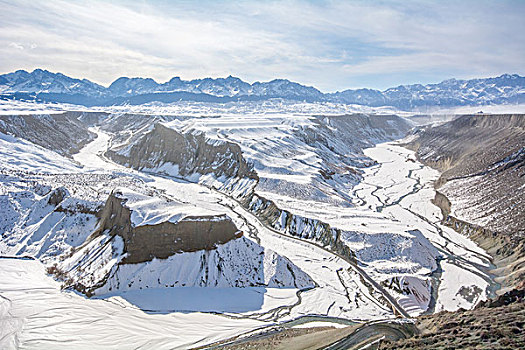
476, 288, 525, 309
431, 192, 451, 219
107, 123, 257, 180
95, 192, 241, 264
239, 190, 356, 262
379, 294, 525, 349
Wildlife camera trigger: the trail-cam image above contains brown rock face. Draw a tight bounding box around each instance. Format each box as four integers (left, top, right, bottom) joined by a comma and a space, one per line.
95, 192, 241, 264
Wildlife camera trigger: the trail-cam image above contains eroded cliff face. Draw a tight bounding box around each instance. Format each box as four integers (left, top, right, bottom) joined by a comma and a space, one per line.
95, 192, 241, 264
107, 123, 258, 180
239, 191, 355, 262
409, 114, 525, 291
58, 190, 314, 296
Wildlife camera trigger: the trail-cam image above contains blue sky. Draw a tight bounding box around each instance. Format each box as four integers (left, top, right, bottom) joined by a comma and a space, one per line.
1, 0, 524, 91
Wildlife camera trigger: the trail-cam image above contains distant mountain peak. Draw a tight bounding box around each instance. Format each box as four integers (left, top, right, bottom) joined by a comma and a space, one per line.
0, 69, 523, 109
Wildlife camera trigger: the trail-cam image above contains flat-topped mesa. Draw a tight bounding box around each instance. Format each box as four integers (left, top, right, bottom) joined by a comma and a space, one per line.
96, 191, 241, 264
107, 123, 258, 181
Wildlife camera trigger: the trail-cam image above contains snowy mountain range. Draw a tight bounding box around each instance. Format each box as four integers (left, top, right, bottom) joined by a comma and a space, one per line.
0, 68, 524, 109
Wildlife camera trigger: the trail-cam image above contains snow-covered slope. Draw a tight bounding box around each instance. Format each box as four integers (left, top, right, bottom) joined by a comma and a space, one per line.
0, 132, 81, 173
0, 113, 95, 156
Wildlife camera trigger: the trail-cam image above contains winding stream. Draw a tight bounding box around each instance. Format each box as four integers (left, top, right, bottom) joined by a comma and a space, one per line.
355, 142, 498, 312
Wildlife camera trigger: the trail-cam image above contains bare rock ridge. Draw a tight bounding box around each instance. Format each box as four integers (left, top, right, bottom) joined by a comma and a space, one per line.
407, 114, 525, 291
107, 123, 258, 180
95, 191, 241, 264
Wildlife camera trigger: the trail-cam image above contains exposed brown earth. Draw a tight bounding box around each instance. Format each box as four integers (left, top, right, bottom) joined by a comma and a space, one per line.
95, 192, 241, 264
379, 290, 525, 350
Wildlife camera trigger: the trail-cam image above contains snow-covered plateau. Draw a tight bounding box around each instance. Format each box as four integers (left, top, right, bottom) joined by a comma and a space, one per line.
0, 110, 498, 349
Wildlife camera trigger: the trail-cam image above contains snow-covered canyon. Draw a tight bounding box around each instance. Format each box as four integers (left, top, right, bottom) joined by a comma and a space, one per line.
0, 112, 497, 349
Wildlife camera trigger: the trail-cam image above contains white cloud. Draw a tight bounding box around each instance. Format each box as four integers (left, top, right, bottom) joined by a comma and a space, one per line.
0, 0, 523, 91
8, 42, 24, 50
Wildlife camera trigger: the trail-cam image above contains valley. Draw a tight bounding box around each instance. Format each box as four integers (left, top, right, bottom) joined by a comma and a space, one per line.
1, 0, 523, 347
0, 110, 511, 349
